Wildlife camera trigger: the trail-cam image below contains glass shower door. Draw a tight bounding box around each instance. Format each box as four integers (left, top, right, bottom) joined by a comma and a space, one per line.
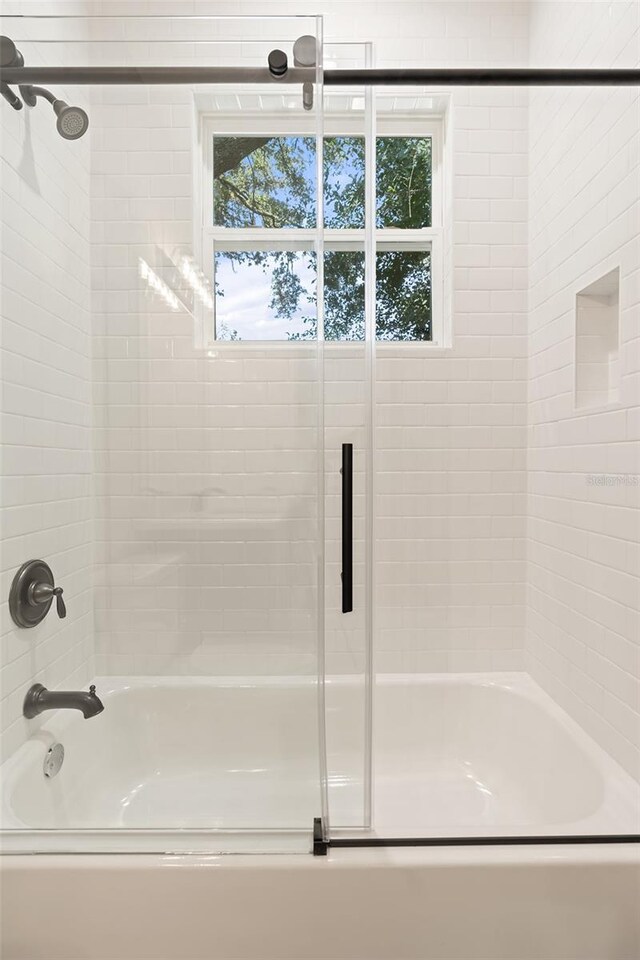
321, 47, 375, 834
188, 20, 327, 850
0, 13, 328, 854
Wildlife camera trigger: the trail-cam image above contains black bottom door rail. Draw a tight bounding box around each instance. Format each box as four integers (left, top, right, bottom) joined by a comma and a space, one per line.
312, 819, 640, 856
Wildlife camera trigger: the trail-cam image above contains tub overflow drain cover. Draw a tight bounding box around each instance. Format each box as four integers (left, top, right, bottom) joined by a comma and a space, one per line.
44, 742, 64, 779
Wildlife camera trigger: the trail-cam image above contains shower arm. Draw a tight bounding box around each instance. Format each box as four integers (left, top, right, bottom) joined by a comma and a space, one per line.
1, 65, 640, 87
19, 84, 56, 107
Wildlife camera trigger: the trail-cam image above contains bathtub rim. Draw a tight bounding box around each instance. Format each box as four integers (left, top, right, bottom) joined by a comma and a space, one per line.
4, 845, 639, 960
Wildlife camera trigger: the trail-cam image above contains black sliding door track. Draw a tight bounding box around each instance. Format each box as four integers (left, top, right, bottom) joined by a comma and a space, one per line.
3, 66, 640, 86
312, 820, 640, 855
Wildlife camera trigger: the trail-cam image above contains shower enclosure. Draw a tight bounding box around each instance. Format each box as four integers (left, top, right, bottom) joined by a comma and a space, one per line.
0, 12, 638, 856
0, 12, 374, 854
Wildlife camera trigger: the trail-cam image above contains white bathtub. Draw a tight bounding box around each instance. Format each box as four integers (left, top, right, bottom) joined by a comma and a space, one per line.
1, 675, 321, 852
1, 672, 639, 959
2, 673, 639, 850
369, 672, 640, 837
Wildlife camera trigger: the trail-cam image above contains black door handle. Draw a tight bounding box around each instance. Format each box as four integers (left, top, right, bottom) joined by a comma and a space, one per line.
341, 443, 353, 613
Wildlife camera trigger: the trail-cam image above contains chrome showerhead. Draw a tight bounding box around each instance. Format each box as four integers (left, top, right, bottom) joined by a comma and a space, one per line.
53, 100, 89, 139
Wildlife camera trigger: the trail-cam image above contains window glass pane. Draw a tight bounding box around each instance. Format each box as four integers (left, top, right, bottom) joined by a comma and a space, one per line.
214, 250, 366, 342
213, 137, 316, 228
323, 138, 365, 229
213, 136, 432, 231
325, 249, 432, 341
325, 250, 365, 340
214, 250, 316, 340
376, 249, 432, 341
214, 249, 431, 342
376, 137, 432, 228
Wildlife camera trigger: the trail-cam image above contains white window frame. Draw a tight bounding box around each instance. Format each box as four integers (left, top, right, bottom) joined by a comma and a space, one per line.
196, 111, 445, 346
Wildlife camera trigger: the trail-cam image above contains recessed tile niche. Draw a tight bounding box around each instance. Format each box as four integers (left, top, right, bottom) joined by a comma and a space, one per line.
575, 267, 620, 409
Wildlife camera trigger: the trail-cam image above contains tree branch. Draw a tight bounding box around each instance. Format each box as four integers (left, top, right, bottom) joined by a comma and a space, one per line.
218, 175, 282, 227
213, 137, 274, 179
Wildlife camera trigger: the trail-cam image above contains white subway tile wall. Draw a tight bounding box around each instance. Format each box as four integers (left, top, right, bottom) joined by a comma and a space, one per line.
374, 74, 528, 671
527, 0, 640, 780
0, 1, 638, 787
0, 28, 94, 763
84, 2, 531, 683
89, 15, 326, 677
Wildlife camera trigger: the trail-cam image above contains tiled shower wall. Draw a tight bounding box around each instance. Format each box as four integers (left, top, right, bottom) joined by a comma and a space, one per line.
0, 24, 94, 763
89, 1, 530, 677
90, 25, 327, 678
527, 0, 640, 780
288, 0, 527, 676
374, 76, 528, 671
1, 0, 638, 781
